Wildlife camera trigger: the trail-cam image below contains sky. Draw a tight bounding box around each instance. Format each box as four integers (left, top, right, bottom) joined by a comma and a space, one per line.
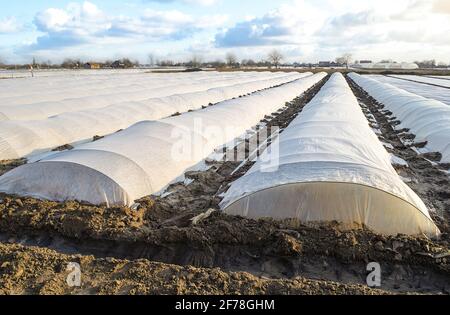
0, 0, 449, 64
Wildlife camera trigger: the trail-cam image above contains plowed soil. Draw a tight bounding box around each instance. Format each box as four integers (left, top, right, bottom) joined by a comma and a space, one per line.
0, 75, 449, 295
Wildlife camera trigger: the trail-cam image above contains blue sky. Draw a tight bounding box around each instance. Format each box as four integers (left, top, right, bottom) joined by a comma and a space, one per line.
1, 0, 450, 64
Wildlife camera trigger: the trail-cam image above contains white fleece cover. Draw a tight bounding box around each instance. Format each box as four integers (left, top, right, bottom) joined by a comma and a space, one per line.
221, 73, 440, 237
365, 75, 450, 106
349, 73, 450, 163
0, 72, 306, 160
0, 71, 294, 120
0, 73, 327, 208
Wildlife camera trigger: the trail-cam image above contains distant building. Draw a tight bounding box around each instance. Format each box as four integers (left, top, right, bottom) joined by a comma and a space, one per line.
319, 61, 331, 67
360, 60, 372, 64
319, 61, 343, 68
84, 63, 101, 69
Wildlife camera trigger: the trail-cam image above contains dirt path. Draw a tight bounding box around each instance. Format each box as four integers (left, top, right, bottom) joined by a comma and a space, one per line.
0, 75, 449, 295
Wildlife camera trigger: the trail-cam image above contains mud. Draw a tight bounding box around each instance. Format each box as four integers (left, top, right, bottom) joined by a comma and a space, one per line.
0, 75, 449, 295
52, 144, 74, 152
0, 243, 389, 295
0, 159, 27, 176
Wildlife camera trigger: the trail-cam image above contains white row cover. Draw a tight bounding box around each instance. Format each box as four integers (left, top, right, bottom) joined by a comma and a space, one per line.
0, 70, 209, 97
365, 75, 450, 106
0, 72, 185, 102
349, 73, 450, 164
0, 72, 292, 119
389, 75, 450, 88
0, 72, 307, 160
0, 68, 149, 80
352, 62, 419, 70
430, 76, 450, 80
0, 72, 271, 106
221, 73, 440, 237
0, 72, 327, 206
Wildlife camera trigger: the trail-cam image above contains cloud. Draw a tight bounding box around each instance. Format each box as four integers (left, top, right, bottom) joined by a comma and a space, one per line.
215, 1, 323, 47
144, 0, 219, 6
215, 18, 294, 47
433, 0, 450, 14
0, 17, 21, 34
5, 0, 450, 63
29, 1, 226, 51
213, 0, 450, 63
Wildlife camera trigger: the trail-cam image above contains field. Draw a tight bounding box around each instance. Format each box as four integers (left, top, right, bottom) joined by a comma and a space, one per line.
0, 70, 449, 295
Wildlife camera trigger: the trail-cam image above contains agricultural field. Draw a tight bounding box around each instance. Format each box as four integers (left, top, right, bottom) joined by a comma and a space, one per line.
365, 75, 450, 105
0, 70, 448, 297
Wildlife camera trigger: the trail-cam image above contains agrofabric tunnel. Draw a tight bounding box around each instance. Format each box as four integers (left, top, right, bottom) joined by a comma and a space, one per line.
220, 73, 440, 237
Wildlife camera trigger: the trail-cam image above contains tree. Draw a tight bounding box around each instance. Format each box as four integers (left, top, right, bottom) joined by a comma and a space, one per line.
337, 53, 352, 69
225, 52, 238, 67
61, 58, 81, 69
121, 58, 138, 68
209, 59, 226, 68
158, 59, 175, 67
242, 59, 256, 67
148, 53, 155, 67
190, 54, 203, 68
335, 56, 346, 65
268, 50, 283, 69
415, 60, 436, 69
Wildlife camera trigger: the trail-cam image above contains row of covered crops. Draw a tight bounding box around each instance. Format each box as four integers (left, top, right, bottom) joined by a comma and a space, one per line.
349, 73, 450, 164
0, 71, 442, 237
221, 73, 440, 237
0, 71, 299, 119
0, 72, 327, 205
0, 71, 307, 159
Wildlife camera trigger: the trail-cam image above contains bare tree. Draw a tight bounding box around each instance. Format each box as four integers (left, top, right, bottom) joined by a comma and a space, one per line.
335, 56, 346, 65
190, 54, 203, 68
225, 52, 238, 67
415, 59, 436, 69
268, 50, 283, 69
339, 53, 352, 69
159, 59, 175, 67
148, 53, 155, 67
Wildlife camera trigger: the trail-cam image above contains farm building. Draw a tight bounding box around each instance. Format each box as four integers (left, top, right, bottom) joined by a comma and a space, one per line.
84, 62, 101, 69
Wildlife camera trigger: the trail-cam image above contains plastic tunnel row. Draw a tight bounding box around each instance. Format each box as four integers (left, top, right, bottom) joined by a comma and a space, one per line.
388, 75, 450, 88
0, 71, 291, 107
348, 73, 450, 163
0, 71, 225, 105
0, 72, 299, 120
0, 72, 308, 160
363, 75, 450, 106
220, 73, 440, 238
0, 72, 327, 208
